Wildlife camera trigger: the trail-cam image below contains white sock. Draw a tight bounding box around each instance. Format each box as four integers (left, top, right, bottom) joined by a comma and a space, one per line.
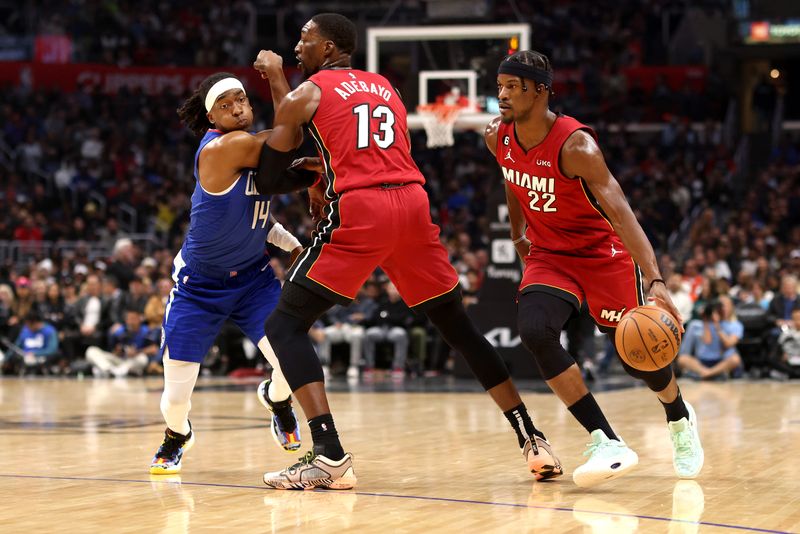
160, 348, 200, 436
258, 336, 292, 402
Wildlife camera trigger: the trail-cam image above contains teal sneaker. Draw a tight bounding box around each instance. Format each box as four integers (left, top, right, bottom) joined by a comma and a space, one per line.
573, 429, 638, 488
668, 401, 704, 479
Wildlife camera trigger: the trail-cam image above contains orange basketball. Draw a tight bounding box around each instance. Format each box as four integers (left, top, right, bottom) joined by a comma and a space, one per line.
614, 305, 682, 371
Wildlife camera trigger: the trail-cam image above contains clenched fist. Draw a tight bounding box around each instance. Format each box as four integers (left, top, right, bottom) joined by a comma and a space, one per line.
253, 50, 283, 79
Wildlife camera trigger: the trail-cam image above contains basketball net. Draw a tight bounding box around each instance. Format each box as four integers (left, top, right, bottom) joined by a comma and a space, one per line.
416, 103, 463, 148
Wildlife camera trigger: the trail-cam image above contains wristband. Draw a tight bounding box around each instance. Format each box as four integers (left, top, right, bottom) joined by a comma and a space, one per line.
512, 235, 527, 245
649, 278, 666, 289
267, 222, 302, 252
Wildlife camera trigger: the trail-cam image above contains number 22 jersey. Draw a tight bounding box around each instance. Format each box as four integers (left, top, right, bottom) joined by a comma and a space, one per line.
495, 115, 624, 256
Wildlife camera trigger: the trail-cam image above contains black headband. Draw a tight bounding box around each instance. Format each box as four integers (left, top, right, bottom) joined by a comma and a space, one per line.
497, 61, 553, 87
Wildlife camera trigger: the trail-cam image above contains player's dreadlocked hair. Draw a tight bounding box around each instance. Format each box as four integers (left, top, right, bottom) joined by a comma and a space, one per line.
502, 50, 554, 95
311, 13, 357, 55
177, 72, 237, 137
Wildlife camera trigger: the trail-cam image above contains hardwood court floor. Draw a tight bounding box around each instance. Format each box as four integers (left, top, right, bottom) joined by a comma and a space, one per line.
1, 377, 798, 533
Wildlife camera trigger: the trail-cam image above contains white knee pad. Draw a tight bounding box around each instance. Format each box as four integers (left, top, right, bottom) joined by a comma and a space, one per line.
160, 348, 200, 436
257, 336, 292, 402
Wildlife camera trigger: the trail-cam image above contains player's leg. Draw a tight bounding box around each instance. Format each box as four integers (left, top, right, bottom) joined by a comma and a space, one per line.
613, 343, 703, 479
150, 259, 226, 474
517, 290, 637, 487
261, 281, 357, 489
382, 183, 561, 479
584, 250, 702, 479
232, 270, 301, 452
150, 347, 200, 474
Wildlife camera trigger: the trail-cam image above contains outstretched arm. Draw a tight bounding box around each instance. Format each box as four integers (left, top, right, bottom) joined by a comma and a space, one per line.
561, 130, 683, 327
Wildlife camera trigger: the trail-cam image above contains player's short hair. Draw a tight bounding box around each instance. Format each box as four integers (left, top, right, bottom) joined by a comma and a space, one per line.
177, 72, 238, 137
503, 50, 553, 76
311, 13, 357, 55
501, 50, 554, 93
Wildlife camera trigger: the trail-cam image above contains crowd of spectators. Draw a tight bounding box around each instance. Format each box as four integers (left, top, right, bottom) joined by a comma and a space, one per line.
0, 0, 796, 380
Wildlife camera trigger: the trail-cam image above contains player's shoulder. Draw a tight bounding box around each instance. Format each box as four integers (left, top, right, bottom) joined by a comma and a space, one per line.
483, 116, 503, 154
203, 130, 257, 154
561, 128, 600, 158
484, 116, 503, 137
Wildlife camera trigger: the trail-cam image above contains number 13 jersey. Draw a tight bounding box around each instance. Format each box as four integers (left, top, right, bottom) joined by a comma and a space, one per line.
495, 115, 623, 256
307, 68, 425, 195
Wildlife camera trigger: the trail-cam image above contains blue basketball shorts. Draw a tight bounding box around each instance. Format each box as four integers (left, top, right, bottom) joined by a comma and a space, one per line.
160, 251, 281, 363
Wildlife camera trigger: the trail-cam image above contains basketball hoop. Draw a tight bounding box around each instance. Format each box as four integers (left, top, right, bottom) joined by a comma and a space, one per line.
416, 103, 463, 148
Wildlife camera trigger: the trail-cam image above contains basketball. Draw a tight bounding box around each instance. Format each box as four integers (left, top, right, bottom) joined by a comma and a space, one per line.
615, 305, 682, 371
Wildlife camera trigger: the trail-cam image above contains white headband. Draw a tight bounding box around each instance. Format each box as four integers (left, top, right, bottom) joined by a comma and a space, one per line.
204, 78, 246, 112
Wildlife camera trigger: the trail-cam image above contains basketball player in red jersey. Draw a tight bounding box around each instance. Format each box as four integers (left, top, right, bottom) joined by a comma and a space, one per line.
251, 14, 563, 489
485, 50, 704, 487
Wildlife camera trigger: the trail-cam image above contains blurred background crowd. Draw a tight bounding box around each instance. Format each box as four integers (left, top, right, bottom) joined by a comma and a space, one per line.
0, 0, 798, 380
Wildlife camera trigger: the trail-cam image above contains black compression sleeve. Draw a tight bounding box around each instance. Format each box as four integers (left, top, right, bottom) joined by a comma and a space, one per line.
255, 144, 317, 194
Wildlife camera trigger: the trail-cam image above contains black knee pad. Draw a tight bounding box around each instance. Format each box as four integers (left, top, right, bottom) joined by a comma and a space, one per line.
264, 309, 325, 390
604, 332, 674, 391
517, 292, 576, 380
274, 281, 334, 330
619, 358, 674, 391
425, 297, 509, 390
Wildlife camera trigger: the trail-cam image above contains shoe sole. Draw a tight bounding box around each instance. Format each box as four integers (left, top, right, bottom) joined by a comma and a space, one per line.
573, 449, 638, 488
149, 433, 195, 475
533, 466, 564, 481
528, 454, 564, 481
526, 439, 564, 481
257, 380, 301, 454
675, 402, 704, 479
263, 469, 358, 491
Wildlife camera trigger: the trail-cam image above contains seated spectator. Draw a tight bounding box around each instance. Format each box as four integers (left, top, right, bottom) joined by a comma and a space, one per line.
76, 274, 105, 351
9, 276, 34, 338
85, 308, 159, 377
13, 309, 60, 374
667, 273, 693, 325
0, 284, 15, 339
144, 277, 172, 329
768, 275, 800, 329
363, 282, 414, 380
318, 287, 376, 379
677, 295, 744, 380
776, 309, 800, 377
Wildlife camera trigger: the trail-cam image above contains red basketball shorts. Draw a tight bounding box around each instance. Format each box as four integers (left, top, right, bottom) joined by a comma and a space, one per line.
520, 244, 646, 329
287, 183, 460, 310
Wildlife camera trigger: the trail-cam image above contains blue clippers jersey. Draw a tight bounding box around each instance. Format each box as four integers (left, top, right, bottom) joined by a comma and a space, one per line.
181, 129, 272, 271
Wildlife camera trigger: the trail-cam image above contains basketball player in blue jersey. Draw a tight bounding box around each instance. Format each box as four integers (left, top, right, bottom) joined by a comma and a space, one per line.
149, 72, 307, 474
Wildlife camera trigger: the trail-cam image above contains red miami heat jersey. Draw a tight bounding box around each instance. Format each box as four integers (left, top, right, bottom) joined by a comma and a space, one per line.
307, 68, 425, 195
496, 115, 623, 255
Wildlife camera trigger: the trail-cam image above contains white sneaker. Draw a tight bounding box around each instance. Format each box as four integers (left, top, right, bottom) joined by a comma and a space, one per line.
346, 366, 359, 379
263, 451, 357, 490
573, 429, 638, 488
668, 401, 704, 479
